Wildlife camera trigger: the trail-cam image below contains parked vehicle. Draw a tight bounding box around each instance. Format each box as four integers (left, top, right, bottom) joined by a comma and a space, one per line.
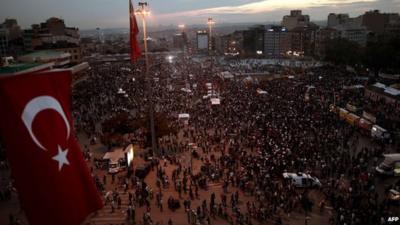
283, 172, 321, 188
371, 125, 390, 140
376, 154, 400, 176
388, 189, 400, 205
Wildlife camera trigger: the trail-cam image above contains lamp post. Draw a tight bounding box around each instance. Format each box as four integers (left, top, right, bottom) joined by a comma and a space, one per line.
207, 18, 215, 77
135, 2, 150, 75
135, 2, 158, 156
178, 24, 186, 55
178, 24, 185, 32
207, 18, 215, 54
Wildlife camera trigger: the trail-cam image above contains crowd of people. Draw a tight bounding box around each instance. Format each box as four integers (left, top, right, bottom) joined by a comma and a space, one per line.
0, 54, 398, 225
72, 55, 399, 225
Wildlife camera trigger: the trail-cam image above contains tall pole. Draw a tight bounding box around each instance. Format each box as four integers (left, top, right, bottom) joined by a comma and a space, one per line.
207, 18, 215, 76
207, 18, 214, 55
137, 2, 157, 156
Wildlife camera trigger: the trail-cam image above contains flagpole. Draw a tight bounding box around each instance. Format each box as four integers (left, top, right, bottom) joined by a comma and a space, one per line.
136, 2, 157, 156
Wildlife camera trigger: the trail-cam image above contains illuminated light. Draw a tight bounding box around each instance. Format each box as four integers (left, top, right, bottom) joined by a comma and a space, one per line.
126, 146, 134, 166
256, 50, 263, 55
207, 18, 216, 25
166, 55, 174, 63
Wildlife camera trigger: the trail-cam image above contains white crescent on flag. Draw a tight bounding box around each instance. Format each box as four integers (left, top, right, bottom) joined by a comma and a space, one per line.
21, 96, 70, 151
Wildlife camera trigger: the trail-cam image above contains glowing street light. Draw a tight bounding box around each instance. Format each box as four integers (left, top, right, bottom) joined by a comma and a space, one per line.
207, 18, 215, 52
134, 2, 157, 155
135, 2, 150, 72
178, 24, 185, 30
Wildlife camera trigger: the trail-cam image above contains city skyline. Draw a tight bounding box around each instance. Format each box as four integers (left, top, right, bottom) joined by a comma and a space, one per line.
0, 0, 399, 29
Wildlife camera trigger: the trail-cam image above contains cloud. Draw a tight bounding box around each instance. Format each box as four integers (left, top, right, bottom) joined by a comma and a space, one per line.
158, 0, 377, 18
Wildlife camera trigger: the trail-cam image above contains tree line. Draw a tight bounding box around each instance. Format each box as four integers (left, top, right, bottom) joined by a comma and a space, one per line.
325, 34, 400, 74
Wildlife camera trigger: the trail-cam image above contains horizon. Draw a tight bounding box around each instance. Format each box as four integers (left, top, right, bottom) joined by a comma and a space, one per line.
0, 0, 399, 30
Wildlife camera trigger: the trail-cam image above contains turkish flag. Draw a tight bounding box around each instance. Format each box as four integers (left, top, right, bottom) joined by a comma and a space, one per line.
130, 0, 141, 63
0, 71, 103, 225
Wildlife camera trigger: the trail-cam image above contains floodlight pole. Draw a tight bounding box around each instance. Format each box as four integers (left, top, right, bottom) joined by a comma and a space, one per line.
137, 2, 157, 156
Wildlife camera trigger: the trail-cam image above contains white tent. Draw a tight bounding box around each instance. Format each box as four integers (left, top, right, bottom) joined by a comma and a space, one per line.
117, 88, 126, 94
181, 88, 192, 93
211, 98, 221, 105
178, 113, 190, 119
257, 88, 268, 95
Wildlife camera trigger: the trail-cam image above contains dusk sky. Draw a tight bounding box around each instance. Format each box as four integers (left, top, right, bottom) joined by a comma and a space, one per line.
1, 0, 399, 29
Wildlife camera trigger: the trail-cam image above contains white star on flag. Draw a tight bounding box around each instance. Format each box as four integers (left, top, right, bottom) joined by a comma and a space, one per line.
52, 146, 70, 171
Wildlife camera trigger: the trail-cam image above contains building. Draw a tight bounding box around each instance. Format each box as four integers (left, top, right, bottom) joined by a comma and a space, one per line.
215, 31, 243, 56
365, 83, 400, 112
314, 27, 339, 58
0, 26, 8, 57
24, 17, 82, 63
282, 10, 310, 31
335, 23, 368, 47
173, 32, 188, 50
384, 22, 400, 38
242, 25, 265, 56
290, 24, 319, 57
18, 50, 71, 66
0, 19, 24, 57
327, 13, 350, 27
264, 25, 290, 58
326, 10, 400, 45
362, 10, 400, 34
326, 12, 368, 47
196, 31, 208, 51
2, 19, 22, 40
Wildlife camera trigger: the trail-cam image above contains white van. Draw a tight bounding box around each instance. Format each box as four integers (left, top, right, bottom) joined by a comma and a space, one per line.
283, 172, 321, 188
376, 154, 400, 176
103, 148, 127, 174
371, 125, 390, 140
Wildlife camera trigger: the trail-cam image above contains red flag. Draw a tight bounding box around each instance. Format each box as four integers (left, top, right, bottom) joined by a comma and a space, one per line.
0, 71, 103, 225
130, 0, 141, 63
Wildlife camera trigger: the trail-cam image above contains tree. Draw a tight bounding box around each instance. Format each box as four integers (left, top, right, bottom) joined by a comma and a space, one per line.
325, 38, 362, 66
363, 35, 400, 74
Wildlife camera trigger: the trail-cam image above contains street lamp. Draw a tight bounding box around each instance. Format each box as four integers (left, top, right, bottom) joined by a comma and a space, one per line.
178, 24, 185, 30
178, 24, 186, 54
207, 18, 216, 76
135, 2, 150, 74
207, 18, 215, 52
135, 2, 157, 156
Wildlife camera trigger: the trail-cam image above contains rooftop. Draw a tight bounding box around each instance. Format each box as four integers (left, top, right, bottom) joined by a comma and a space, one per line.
0, 62, 53, 76
19, 50, 70, 63
367, 83, 400, 101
